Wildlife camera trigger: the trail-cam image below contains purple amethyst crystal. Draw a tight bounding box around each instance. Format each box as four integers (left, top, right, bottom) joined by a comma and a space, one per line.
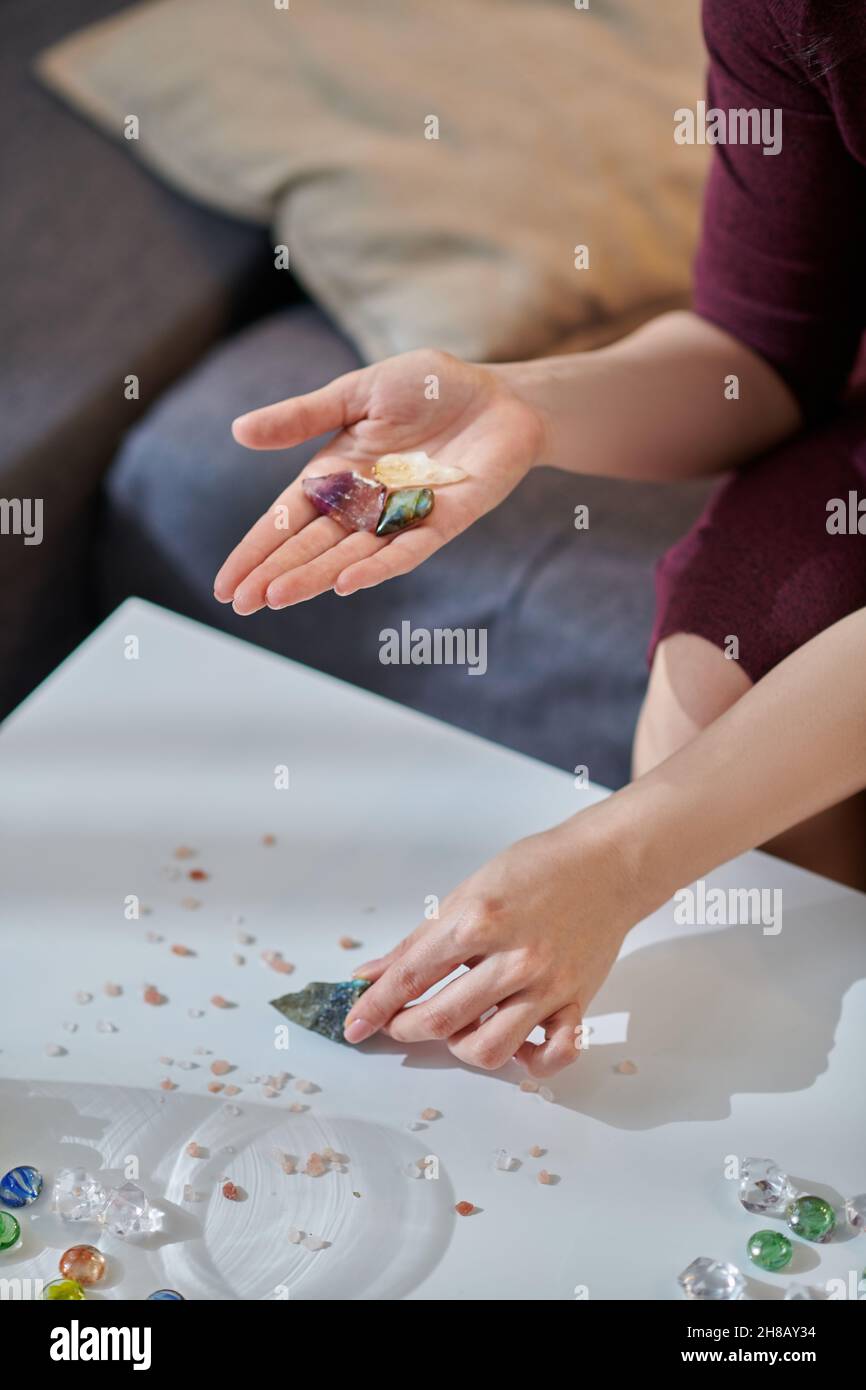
302, 472, 385, 532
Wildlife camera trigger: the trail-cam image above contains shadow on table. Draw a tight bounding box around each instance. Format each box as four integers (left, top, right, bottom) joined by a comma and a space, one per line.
375, 893, 866, 1131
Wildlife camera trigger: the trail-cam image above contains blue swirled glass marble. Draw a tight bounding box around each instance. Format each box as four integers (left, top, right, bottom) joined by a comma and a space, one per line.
0, 1165, 43, 1207
147, 1289, 185, 1300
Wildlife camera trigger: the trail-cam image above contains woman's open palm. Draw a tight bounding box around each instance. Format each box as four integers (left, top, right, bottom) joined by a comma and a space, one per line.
214, 349, 544, 612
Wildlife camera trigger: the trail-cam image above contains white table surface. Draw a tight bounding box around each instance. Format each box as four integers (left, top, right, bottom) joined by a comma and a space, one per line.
1, 599, 864, 1301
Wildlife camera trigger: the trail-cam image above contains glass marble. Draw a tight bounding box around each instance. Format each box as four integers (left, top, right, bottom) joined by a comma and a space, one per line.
147, 1289, 185, 1300
303, 472, 385, 532
786, 1194, 836, 1243
738, 1157, 795, 1216
845, 1193, 866, 1232
44, 1278, 86, 1301
0, 1211, 21, 1251
101, 1181, 160, 1237
747, 1229, 793, 1272
375, 486, 434, 535
0, 1165, 43, 1208
678, 1257, 745, 1301
59, 1244, 106, 1286
52, 1167, 107, 1222
271, 979, 370, 1043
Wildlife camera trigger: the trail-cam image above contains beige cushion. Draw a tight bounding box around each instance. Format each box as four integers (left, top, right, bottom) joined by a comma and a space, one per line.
37, 0, 708, 362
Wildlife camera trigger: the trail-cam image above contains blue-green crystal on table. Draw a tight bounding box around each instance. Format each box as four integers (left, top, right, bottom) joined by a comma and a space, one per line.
747, 1229, 793, 1271
786, 1194, 836, 1243
0, 1211, 21, 1251
271, 979, 371, 1043
375, 486, 434, 535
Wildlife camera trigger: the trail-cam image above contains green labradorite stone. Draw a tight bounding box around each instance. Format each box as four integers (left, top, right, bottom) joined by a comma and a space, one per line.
375, 486, 435, 535
44, 1278, 86, 1300
747, 1229, 793, 1271
0, 1211, 21, 1251
271, 979, 371, 1043
786, 1195, 836, 1243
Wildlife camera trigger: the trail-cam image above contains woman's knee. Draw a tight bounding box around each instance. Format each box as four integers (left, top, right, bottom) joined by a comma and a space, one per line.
632, 632, 752, 777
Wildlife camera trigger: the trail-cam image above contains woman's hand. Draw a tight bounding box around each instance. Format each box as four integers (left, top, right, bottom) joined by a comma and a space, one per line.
214, 348, 546, 613
342, 813, 637, 1078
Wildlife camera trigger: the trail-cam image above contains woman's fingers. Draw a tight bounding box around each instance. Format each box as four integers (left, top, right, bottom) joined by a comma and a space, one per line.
447, 995, 542, 1071
233, 525, 384, 615
213, 478, 316, 602
231, 370, 367, 451
514, 1003, 584, 1079
334, 525, 444, 596
342, 924, 465, 1044
385, 960, 506, 1044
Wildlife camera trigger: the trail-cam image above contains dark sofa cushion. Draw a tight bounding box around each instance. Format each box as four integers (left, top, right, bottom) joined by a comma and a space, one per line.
99, 305, 714, 788
0, 0, 279, 715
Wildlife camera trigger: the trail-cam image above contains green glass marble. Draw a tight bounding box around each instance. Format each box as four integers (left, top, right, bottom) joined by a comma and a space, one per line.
747, 1229, 793, 1271
786, 1195, 836, 1243
0, 1211, 21, 1251
375, 486, 434, 535
44, 1278, 86, 1300
271, 979, 371, 1043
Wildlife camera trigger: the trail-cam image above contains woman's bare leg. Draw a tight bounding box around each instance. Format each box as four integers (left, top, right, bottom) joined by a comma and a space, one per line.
633, 633, 866, 890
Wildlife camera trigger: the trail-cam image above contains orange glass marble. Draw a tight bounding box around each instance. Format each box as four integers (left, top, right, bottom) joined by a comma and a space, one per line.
59, 1244, 106, 1286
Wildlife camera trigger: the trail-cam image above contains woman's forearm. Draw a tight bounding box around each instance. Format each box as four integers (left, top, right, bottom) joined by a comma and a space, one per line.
579, 607, 866, 913
494, 310, 801, 483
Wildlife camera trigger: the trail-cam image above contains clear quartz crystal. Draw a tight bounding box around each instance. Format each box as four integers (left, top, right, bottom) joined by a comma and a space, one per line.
494, 1148, 516, 1171
100, 1181, 160, 1236
678, 1257, 746, 1301
52, 1168, 107, 1222
845, 1193, 866, 1231
739, 1157, 795, 1215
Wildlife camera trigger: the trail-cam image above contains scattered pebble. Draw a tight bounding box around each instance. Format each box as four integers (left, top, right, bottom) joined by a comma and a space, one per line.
210, 995, 231, 1009
287, 1226, 303, 1244
232, 954, 245, 967
288, 1103, 306, 1114
262, 1086, 279, 1099
177, 1060, 195, 1071
236, 930, 254, 945
143, 986, 165, 1006
305, 1153, 327, 1178
455, 1201, 475, 1217
224, 1105, 241, 1117
62, 1021, 78, 1034
159, 1056, 174, 1066
538, 1170, 557, 1185
160, 1078, 177, 1091
223, 1084, 241, 1097
188, 1008, 204, 1019
293, 1078, 315, 1094
494, 1149, 516, 1171
529, 1145, 545, 1158
193, 1046, 210, 1056
338, 936, 360, 950
353, 1191, 361, 1198
145, 931, 164, 943
208, 1082, 225, 1094
171, 944, 194, 957
407, 1120, 424, 1132
519, 1079, 539, 1093
96, 1020, 118, 1034
420, 1108, 440, 1121
180, 898, 201, 911
188, 869, 209, 881
279, 1155, 297, 1175
74, 991, 93, 1005
210, 1059, 232, 1076
261, 834, 276, 847
104, 982, 122, 997
186, 1142, 205, 1159
222, 1181, 241, 1201
615, 1060, 638, 1075
261, 949, 293, 974
174, 846, 196, 859
45, 1043, 66, 1057
302, 1235, 327, 1251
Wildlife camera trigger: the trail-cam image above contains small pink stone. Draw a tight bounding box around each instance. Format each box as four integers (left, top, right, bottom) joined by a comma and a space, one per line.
104, 982, 122, 997
289, 1103, 306, 1113
615, 1060, 638, 1075
293, 1078, 314, 1094
538, 1170, 556, 1185
529, 1145, 545, 1158
180, 898, 201, 911
171, 943, 193, 956
160, 1078, 177, 1091
186, 1142, 205, 1158
208, 1082, 225, 1094
280, 1155, 297, 1175
223, 1084, 241, 1097
222, 1181, 241, 1201
210, 1060, 232, 1076
519, 1079, 539, 1093
143, 986, 165, 1006
262, 1086, 278, 1099
272, 958, 294, 974
210, 995, 231, 1009
45, 1043, 66, 1057
305, 1153, 327, 1177
420, 1108, 440, 1121
159, 1055, 174, 1066
338, 936, 360, 950
261, 834, 276, 847
145, 931, 164, 943
174, 846, 197, 859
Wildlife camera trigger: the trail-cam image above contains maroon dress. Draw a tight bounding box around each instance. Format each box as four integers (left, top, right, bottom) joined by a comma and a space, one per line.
650, 0, 866, 682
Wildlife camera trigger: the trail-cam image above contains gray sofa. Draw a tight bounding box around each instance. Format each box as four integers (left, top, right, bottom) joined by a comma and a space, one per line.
5, 0, 713, 789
